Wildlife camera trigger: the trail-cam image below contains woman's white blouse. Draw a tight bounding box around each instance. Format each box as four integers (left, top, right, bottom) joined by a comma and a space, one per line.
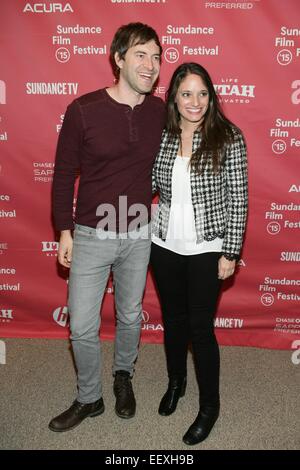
152, 156, 223, 256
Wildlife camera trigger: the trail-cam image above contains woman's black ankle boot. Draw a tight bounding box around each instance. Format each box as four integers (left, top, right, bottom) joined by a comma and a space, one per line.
182, 404, 220, 445
158, 377, 187, 416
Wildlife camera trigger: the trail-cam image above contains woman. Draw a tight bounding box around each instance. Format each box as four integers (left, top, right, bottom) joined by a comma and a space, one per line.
151, 62, 248, 445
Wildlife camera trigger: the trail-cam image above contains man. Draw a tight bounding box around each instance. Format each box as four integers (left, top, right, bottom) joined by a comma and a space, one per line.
49, 23, 165, 432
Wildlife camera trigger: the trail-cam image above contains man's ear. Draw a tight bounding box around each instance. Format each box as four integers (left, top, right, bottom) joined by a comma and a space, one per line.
114, 52, 123, 70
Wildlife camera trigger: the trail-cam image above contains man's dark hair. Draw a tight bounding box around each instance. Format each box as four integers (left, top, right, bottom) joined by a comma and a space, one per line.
110, 22, 162, 79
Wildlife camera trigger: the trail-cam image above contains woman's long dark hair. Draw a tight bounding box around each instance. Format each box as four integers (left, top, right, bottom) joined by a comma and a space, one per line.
166, 62, 238, 174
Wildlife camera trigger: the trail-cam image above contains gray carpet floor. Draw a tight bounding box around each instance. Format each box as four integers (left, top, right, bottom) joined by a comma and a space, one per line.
0, 338, 299, 450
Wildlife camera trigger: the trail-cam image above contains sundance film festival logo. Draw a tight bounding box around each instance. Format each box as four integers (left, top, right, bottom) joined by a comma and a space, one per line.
265, 202, 300, 234
42, 241, 58, 256
275, 27, 300, 66
52, 25, 107, 63
0, 80, 6, 104
53, 306, 69, 327
162, 24, 219, 63
270, 115, 300, 155
259, 277, 300, 305
23, 3, 74, 13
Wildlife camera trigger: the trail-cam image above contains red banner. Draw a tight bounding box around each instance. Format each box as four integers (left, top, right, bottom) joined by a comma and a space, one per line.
0, 0, 299, 349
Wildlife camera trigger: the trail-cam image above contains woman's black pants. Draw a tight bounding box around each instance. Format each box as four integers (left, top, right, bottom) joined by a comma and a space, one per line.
150, 243, 222, 407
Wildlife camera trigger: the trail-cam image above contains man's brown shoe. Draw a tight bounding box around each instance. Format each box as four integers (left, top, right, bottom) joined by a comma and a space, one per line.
48, 398, 104, 432
113, 370, 136, 419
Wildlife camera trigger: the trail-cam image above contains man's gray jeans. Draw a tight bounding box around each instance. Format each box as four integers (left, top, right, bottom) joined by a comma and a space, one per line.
68, 223, 151, 404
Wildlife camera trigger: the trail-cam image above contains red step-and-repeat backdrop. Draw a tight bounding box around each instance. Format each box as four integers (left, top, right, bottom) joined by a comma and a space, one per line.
0, 0, 299, 349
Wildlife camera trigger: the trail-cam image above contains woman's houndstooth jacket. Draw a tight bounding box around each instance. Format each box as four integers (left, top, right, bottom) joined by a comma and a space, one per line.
152, 128, 248, 258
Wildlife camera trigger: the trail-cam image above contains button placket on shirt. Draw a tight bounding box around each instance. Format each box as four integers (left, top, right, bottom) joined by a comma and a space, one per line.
124, 107, 139, 143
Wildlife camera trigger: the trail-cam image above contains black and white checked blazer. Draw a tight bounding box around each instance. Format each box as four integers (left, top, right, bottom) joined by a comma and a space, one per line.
152, 128, 248, 257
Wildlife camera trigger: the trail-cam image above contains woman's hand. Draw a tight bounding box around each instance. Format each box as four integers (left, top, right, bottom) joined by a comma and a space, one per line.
218, 255, 236, 280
